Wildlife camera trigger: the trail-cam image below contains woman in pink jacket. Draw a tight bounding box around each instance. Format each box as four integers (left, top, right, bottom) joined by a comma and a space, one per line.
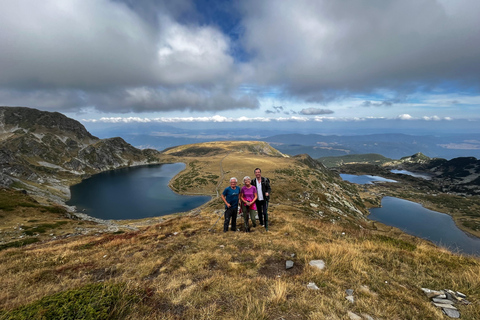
240, 176, 258, 232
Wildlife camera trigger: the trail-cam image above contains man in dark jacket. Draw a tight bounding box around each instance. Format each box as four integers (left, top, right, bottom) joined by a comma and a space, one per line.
252, 168, 271, 230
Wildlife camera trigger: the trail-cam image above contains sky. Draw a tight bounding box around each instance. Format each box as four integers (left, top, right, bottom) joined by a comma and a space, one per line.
1, 0, 480, 129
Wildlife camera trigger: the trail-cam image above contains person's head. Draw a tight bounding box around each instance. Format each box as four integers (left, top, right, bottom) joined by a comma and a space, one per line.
229, 177, 237, 188
254, 168, 261, 179
243, 176, 251, 185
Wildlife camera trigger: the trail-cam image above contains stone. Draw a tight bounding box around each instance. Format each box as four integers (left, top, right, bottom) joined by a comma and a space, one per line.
433, 303, 457, 310
361, 314, 375, 320
310, 203, 319, 208
346, 295, 355, 303
286, 260, 294, 270
307, 282, 319, 290
309, 260, 326, 270
442, 308, 460, 318
456, 291, 467, 299
346, 289, 354, 296
421, 288, 445, 299
432, 298, 454, 304
347, 311, 362, 320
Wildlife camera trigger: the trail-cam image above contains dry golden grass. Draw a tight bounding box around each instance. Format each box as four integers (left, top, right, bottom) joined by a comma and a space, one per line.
1, 141, 479, 319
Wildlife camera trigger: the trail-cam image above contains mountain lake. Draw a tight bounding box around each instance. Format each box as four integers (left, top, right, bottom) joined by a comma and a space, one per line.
369, 197, 480, 255
341, 174, 480, 255
67, 163, 211, 220
339, 173, 397, 184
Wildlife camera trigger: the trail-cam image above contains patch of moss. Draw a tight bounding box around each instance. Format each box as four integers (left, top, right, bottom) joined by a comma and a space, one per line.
0, 282, 138, 320
373, 235, 417, 252
0, 238, 39, 251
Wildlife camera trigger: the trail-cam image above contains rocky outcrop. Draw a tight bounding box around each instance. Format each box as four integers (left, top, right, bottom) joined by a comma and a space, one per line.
0, 107, 162, 201
385, 153, 480, 195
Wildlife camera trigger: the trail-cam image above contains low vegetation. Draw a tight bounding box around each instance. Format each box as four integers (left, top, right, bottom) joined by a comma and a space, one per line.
1, 142, 479, 319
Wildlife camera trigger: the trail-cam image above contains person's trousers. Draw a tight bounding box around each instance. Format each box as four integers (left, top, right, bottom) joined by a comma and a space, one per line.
256, 200, 268, 226
223, 206, 237, 232
241, 203, 257, 231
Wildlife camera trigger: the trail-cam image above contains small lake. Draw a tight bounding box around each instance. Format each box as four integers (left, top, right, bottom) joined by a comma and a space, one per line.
67, 163, 211, 220
369, 197, 480, 255
390, 169, 431, 180
340, 174, 397, 184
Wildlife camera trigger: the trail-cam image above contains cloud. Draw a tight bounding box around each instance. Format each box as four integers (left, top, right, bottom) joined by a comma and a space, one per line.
264, 105, 285, 114
299, 108, 334, 115
1, 0, 480, 118
361, 100, 394, 107
397, 114, 413, 120
241, 0, 480, 100
0, 0, 248, 113
0, 87, 259, 113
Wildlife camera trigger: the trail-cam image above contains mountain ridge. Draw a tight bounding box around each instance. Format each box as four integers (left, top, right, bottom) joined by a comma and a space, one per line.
0, 107, 163, 202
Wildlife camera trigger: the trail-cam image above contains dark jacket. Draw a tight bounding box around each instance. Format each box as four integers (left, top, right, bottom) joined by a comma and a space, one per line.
252, 177, 271, 201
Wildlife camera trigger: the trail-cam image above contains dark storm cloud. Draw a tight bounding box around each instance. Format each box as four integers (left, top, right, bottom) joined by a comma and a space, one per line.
299, 108, 334, 115
241, 0, 480, 100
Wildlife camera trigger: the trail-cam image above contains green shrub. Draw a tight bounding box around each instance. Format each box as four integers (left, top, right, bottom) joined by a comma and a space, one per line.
373, 235, 417, 252
0, 238, 39, 251
0, 283, 138, 320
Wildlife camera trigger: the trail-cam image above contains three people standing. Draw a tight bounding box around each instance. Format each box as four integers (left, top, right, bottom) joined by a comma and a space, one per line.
220, 168, 271, 232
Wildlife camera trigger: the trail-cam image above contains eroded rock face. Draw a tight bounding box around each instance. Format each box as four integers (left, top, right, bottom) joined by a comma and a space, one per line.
0, 107, 161, 200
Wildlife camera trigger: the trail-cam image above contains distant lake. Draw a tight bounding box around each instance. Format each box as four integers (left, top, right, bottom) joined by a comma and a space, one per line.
67, 163, 211, 220
369, 197, 480, 255
340, 174, 397, 184
390, 169, 431, 180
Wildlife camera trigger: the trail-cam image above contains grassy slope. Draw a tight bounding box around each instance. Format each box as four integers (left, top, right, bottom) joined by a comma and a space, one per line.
1, 141, 479, 319
319, 154, 392, 168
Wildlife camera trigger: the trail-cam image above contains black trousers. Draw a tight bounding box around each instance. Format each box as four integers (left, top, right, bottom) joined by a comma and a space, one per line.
223, 206, 237, 231
256, 200, 268, 225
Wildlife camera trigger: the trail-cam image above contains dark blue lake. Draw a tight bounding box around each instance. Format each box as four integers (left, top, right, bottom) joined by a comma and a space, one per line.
67, 163, 211, 220
369, 197, 480, 255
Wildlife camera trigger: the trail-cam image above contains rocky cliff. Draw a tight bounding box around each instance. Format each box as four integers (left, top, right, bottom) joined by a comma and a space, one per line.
0, 107, 162, 201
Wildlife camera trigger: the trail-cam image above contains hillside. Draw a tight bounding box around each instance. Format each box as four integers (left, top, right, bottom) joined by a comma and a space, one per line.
319, 154, 392, 168
384, 153, 480, 196
0, 107, 163, 203
0, 109, 479, 319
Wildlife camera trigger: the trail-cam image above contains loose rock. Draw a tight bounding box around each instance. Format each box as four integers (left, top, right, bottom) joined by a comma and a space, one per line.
286, 260, 294, 270
347, 311, 362, 320
346, 296, 355, 304
309, 260, 325, 270
443, 308, 460, 318
307, 282, 319, 290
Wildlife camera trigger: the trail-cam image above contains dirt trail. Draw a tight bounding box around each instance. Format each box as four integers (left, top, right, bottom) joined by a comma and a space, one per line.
216, 151, 231, 198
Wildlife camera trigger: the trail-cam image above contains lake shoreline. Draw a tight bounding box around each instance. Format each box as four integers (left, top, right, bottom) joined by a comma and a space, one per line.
67, 163, 212, 221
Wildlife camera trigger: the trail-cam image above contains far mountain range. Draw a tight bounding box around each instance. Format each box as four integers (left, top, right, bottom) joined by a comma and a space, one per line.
86, 123, 480, 160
